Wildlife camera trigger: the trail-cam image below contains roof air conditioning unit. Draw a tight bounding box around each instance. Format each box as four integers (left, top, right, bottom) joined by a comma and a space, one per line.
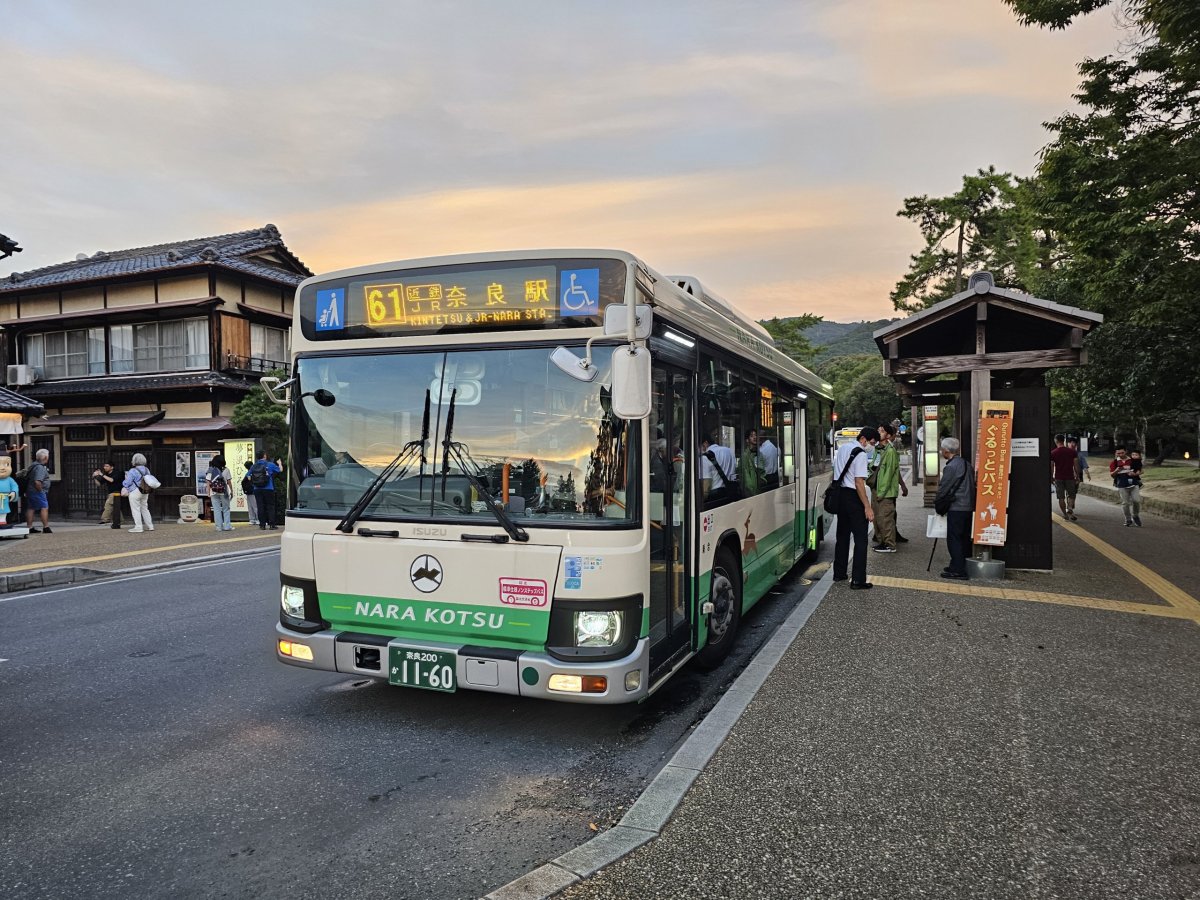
6, 364, 35, 387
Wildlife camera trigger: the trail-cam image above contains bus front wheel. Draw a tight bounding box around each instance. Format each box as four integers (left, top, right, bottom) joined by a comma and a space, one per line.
696, 549, 741, 670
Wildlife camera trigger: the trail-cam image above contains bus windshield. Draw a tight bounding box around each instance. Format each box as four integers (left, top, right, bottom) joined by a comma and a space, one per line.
291, 346, 637, 525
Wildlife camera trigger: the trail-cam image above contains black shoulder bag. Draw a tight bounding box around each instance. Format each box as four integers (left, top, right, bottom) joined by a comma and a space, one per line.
823, 447, 864, 515
705, 450, 742, 501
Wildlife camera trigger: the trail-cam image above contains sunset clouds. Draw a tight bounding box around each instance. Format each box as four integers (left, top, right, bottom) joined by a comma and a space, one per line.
1, 1, 1122, 322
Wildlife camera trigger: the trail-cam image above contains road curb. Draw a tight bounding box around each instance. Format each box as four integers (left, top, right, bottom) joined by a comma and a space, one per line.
482, 568, 834, 900
0, 545, 280, 595
1078, 481, 1199, 526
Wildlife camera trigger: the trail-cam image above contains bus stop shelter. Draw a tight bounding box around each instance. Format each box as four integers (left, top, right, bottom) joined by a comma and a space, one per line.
873, 273, 1102, 570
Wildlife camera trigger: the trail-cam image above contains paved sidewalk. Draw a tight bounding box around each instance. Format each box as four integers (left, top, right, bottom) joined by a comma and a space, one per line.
0, 516, 281, 592
493, 489, 1200, 899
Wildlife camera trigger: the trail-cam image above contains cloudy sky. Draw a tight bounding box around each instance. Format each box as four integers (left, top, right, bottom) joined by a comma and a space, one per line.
1, 1, 1122, 322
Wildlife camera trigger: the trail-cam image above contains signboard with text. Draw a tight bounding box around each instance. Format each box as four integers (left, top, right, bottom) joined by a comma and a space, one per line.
194, 450, 217, 497
973, 400, 1015, 546
299, 258, 626, 340
221, 438, 258, 518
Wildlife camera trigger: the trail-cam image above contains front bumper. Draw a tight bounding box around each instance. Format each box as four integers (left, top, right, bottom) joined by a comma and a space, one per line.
275, 622, 649, 704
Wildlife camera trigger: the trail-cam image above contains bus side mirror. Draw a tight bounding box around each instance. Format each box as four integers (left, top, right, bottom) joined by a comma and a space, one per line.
604, 304, 653, 339
610, 346, 651, 419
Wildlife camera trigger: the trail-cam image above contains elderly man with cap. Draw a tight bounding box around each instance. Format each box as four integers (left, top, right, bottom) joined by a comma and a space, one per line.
832, 426, 877, 589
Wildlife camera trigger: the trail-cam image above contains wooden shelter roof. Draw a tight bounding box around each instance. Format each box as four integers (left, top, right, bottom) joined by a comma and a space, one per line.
872, 273, 1103, 401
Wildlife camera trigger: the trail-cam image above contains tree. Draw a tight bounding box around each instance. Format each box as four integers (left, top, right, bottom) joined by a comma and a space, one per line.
1007, 0, 1200, 438
891, 168, 1050, 312
759, 315, 822, 367
816, 354, 903, 427
231, 379, 288, 460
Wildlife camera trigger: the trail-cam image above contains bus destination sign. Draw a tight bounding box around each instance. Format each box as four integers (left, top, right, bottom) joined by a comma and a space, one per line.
357, 265, 580, 331
301, 260, 622, 339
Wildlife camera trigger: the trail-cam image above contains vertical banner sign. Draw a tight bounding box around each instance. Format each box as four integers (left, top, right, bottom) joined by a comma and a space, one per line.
221, 438, 258, 518
973, 400, 1015, 546
923, 405, 940, 483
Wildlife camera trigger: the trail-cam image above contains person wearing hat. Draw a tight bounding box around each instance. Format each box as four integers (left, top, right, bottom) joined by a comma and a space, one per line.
832, 426, 877, 589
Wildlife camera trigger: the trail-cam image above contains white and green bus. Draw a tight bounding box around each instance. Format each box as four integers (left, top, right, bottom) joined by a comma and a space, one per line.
271, 250, 834, 703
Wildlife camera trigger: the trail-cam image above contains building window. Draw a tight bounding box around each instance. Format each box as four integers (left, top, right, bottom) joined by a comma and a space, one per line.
66, 426, 104, 442
113, 425, 144, 441
24, 328, 105, 379
111, 318, 209, 374
25, 319, 208, 378
250, 323, 287, 369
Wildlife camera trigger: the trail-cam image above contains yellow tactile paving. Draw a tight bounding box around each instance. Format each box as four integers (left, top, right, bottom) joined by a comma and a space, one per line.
870, 575, 1196, 622
1054, 517, 1200, 622
870, 519, 1200, 626
0, 532, 280, 574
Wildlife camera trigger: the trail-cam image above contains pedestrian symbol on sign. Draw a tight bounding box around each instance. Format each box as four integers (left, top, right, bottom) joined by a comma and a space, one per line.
316, 288, 345, 332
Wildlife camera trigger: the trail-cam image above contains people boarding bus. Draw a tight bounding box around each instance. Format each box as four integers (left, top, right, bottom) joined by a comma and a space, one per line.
270, 250, 834, 703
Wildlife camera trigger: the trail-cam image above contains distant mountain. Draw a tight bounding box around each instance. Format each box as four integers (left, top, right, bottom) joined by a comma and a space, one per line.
806, 319, 897, 364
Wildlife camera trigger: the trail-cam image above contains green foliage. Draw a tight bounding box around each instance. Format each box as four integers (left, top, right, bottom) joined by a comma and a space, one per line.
885, 0, 1200, 452
1013, 0, 1200, 433
1004, 0, 1110, 30
231, 377, 289, 461
759, 315, 821, 367
807, 319, 899, 364
891, 168, 1053, 312
816, 354, 904, 427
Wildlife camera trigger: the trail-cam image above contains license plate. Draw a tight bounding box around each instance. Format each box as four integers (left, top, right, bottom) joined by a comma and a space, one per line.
388, 646, 457, 693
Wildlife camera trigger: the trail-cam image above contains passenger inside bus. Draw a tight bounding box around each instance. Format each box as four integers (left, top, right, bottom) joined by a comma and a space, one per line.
700, 433, 737, 505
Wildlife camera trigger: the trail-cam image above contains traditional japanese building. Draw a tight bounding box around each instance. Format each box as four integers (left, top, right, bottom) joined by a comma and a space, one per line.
0, 224, 310, 518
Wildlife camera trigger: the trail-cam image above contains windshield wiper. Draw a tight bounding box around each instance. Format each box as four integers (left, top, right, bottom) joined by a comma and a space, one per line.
440, 388, 529, 543
336, 389, 431, 533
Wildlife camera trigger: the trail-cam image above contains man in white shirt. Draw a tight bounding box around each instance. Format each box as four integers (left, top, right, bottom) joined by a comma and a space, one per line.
832, 426, 876, 589
699, 433, 737, 505
759, 433, 780, 489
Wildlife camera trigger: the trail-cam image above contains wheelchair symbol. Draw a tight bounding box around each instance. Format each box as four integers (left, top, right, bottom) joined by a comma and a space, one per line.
560, 269, 600, 316
562, 273, 591, 310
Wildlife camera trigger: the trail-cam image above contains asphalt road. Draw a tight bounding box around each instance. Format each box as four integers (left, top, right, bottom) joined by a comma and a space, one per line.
0, 552, 817, 900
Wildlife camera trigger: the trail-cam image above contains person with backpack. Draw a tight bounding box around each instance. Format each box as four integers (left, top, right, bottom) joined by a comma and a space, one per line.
120, 452, 157, 533
241, 461, 260, 526
249, 451, 282, 530
205, 454, 234, 532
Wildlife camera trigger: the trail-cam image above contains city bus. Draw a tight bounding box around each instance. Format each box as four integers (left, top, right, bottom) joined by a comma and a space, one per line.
270, 250, 834, 703
833, 427, 866, 450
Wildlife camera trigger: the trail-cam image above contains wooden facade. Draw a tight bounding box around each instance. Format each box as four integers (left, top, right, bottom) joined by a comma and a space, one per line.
0, 225, 309, 518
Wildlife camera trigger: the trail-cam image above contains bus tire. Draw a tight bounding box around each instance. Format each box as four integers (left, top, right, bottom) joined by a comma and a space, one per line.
695, 549, 741, 670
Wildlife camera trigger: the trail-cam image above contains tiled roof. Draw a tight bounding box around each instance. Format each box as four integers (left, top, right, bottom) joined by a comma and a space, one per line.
0, 386, 45, 414
21, 371, 258, 398
0, 224, 312, 294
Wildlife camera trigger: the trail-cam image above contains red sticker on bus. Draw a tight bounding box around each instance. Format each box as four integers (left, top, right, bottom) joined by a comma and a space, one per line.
499, 578, 548, 607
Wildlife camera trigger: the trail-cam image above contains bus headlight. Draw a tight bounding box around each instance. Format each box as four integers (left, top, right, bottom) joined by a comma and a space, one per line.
281, 584, 307, 619
575, 610, 622, 648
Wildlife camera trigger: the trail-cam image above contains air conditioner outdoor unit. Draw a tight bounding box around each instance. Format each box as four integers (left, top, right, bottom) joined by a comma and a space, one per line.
6, 364, 35, 387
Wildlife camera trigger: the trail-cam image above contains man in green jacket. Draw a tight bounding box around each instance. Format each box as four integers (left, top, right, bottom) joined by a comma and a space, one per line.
871, 423, 908, 553
738, 428, 763, 496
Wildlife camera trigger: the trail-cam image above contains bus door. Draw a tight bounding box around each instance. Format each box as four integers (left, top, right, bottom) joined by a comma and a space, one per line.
792, 404, 807, 553
648, 365, 693, 673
